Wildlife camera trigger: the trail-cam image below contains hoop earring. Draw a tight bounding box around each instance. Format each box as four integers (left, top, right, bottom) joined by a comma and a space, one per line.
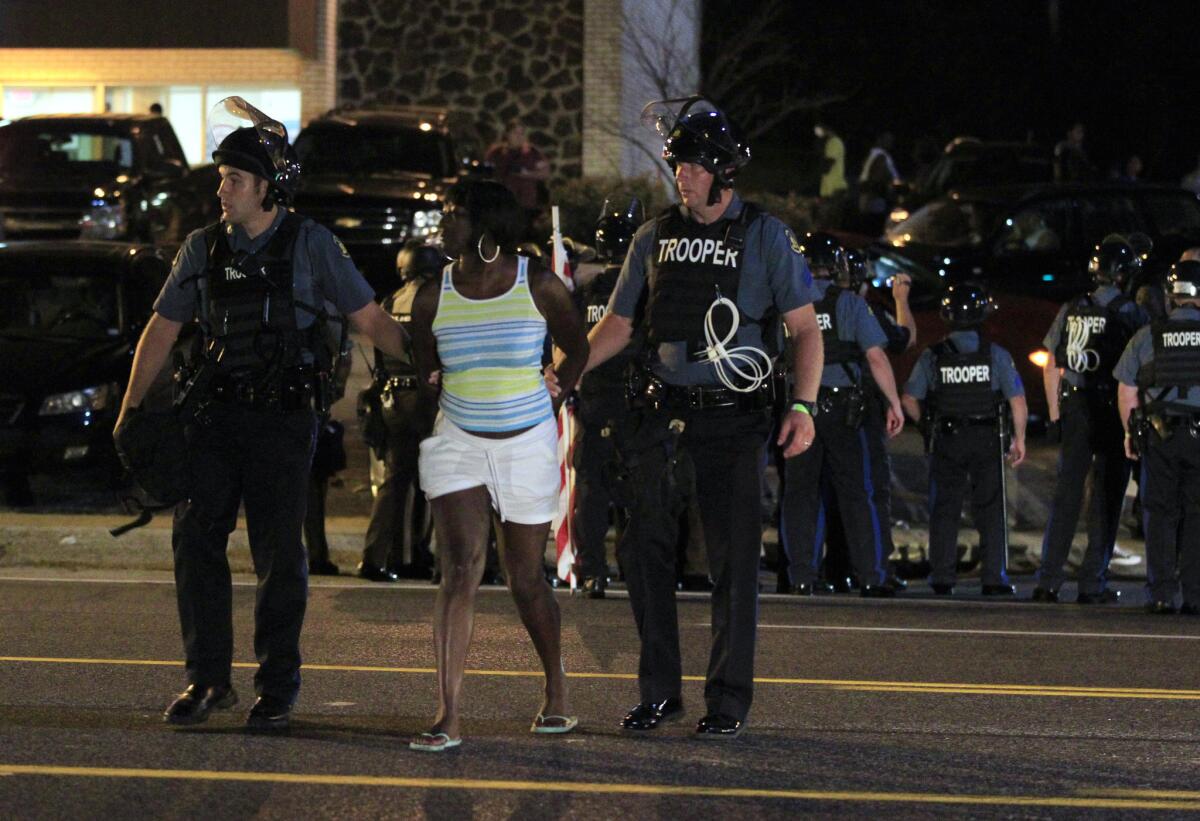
477, 235, 500, 264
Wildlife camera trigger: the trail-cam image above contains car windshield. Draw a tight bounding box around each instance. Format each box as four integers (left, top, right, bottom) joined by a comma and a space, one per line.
0, 123, 136, 178
295, 126, 454, 178
0, 273, 120, 339
885, 199, 1001, 248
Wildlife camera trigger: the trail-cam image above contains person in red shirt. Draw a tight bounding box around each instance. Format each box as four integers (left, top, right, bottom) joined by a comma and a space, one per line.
485, 119, 550, 239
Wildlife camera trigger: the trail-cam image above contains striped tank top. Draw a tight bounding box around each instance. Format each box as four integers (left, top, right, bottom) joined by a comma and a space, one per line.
431, 256, 552, 433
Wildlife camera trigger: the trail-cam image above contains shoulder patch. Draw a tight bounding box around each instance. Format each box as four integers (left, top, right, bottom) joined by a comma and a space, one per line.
786, 228, 803, 256
333, 236, 351, 258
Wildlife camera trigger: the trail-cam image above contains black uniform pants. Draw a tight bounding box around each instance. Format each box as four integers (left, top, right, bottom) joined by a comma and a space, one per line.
363, 391, 434, 570
928, 423, 1009, 587
1140, 424, 1200, 604
571, 419, 626, 580
615, 404, 770, 720
1037, 393, 1131, 595
780, 397, 886, 588
173, 403, 316, 701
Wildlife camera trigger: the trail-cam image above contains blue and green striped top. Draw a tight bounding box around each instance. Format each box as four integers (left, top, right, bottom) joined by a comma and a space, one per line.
431, 256, 552, 433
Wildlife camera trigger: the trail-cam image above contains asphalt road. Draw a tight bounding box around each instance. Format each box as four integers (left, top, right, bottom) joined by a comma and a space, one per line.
1, 570, 1197, 819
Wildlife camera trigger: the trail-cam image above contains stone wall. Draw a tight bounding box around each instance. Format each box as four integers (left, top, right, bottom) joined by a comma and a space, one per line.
337, 0, 585, 177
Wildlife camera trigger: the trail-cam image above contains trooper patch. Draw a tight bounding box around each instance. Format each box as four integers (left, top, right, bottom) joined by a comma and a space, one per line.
939, 364, 990, 384
656, 237, 739, 268
334, 237, 351, 258
224, 266, 247, 282
787, 228, 803, 256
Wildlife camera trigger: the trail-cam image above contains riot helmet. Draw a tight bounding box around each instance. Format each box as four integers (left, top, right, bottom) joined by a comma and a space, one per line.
643, 96, 750, 205
845, 248, 872, 291
799, 232, 848, 283
940, 281, 995, 328
1087, 235, 1137, 287
396, 240, 447, 282
1167, 260, 1200, 302
209, 96, 301, 207
594, 197, 644, 263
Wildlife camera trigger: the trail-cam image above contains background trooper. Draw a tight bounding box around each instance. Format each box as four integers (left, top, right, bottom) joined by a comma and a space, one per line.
579, 96, 822, 738
569, 197, 644, 598
901, 282, 1026, 596
1115, 259, 1200, 614
778, 232, 904, 597
821, 250, 916, 592
1034, 236, 1148, 603
113, 97, 409, 730
359, 240, 445, 582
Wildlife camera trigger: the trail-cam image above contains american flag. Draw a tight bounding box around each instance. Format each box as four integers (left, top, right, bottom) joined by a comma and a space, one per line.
549, 205, 577, 588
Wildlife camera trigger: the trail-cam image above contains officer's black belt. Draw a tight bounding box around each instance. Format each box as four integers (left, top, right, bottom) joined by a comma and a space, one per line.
208, 371, 311, 409
659, 382, 771, 411
385, 375, 421, 391
937, 416, 999, 428
817, 385, 859, 399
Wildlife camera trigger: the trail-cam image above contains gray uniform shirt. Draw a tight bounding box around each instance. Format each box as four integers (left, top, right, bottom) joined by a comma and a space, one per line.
905, 329, 1024, 400
813, 278, 888, 387
1042, 284, 1149, 388
1113, 305, 1200, 409
153, 207, 375, 328
607, 193, 815, 386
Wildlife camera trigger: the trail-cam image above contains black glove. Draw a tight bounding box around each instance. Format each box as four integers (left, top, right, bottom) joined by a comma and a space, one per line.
1046, 418, 1062, 444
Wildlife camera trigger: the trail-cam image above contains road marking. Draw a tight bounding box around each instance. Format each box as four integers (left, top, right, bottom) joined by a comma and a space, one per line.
0, 764, 1196, 810
2, 656, 1198, 700
751, 623, 1200, 641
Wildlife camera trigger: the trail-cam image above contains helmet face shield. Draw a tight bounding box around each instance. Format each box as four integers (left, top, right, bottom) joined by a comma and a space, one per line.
594, 197, 644, 263
209, 96, 301, 204
642, 96, 749, 203
940, 282, 995, 327
1168, 260, 1200, 299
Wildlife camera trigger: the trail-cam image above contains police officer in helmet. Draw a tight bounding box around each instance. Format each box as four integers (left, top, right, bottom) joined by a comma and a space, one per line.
778, 233, 905, 597
1034, 235, 1148, 603
573, 96, 822, 738
1116, 258, 1200, 614
570, 197, 644, 598
114, 97, 412, 729
359, 240, 446, 582
901, 282, 1027, 596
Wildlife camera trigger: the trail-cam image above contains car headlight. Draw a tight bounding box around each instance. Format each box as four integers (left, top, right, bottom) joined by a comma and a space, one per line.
39, 382, 120, 416
79, 201, 127, 240
411, 208, 442, 238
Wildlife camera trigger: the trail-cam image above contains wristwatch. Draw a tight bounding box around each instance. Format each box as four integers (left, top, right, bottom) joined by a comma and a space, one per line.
791, 398, 817, 417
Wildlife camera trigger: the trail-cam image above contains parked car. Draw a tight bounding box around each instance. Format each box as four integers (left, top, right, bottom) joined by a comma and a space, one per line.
887, 139, 1053, 232
0, 241, 169, 488
867, 183, 1200, 418
291, 107, 469, 295
0, 113, 216, 248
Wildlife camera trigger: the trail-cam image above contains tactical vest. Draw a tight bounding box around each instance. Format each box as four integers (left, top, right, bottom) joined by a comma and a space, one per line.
376, 279, 421, 379
1136, 320, 1200, 410
643, 203, 759, 349
815, 286, 865, 369
932, 338, 999, 419
579, 263, 641, 386
201, 213, 314, 378
1053, 293, 1134, 389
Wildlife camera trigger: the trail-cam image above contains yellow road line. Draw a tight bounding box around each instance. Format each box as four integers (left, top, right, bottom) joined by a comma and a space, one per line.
1, 656, 1196, 701
0, 764, 1197, 810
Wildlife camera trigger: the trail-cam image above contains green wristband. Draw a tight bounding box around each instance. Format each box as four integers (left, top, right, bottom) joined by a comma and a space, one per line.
791, 399, 815, 417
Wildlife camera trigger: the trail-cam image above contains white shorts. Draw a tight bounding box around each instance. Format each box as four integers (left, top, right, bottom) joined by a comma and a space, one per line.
418, 414, 559, 525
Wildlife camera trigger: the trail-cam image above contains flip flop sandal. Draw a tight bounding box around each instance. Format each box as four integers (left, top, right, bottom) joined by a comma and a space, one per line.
531, 714, 579, 734
409, 732, 462, 752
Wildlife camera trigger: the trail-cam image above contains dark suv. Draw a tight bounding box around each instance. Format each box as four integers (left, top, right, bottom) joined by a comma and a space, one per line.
0, 113, 214, 247
869, 183, 1200, 417
292, 108, 463, 294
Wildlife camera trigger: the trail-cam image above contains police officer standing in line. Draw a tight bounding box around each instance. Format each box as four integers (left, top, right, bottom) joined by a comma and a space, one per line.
358, 240, 445, 582
578, 97, 822, 738
114, 98, 411, 729
570, 198, 644, 598
1115, 259, 1200, 615
1033, 237, 1148, 603
901, 283, 1027, 596
821, 252, 916, 591
778, 233, 904, 597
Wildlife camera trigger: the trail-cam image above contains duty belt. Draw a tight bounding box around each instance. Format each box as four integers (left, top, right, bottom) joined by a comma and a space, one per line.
936, 415, 999, 431
654, 380, 772, 411
208, 369, 314, 410
384, 375, 421, 391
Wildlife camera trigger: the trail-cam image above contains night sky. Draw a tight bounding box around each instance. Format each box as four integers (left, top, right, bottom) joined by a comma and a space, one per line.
704, 0, 1200, 191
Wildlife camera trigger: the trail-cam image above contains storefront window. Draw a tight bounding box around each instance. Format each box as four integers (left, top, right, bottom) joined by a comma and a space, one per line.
2, 87, 94, 119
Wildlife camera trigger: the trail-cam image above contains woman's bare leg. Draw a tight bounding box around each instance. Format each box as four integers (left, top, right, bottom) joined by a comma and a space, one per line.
426, 486, 492, 738
498, 520, 570, 719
